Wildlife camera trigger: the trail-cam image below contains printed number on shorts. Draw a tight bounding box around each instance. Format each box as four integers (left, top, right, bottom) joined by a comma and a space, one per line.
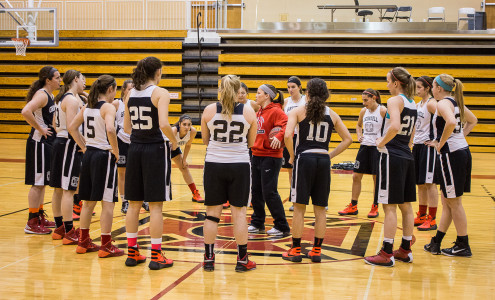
213, 120, 244, 143
86, 116, 95, 138
129, 106, 152, 130
399, 115, 416, 136
307, 121, 329, 142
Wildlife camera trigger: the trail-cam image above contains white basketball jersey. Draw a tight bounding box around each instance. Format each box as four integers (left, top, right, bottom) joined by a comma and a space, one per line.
413, 97, 435, 144
284, 95, 306, 134
205, 102, 251, 163
361, 105, 383, 146
84, 101, 112, 150
115, 100, 130, 144
175, 129, 191, 147
55, 98, 68, 138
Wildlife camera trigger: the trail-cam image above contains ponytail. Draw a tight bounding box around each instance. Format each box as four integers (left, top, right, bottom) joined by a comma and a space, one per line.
26, 66, 58, 102
131, 56, 162, 90
260, 84, 283, 104
435, 74, 465, 124
87, 75, 117, 108
220, 75, 241, 118
306, 78, 329, 125
54, 70, 81, 104
390, 67, 416, 100
362, 88, 381, 104
417, 76, 434, 97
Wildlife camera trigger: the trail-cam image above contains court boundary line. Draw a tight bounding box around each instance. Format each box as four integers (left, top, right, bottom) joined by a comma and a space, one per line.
151, 263, 203, 299
363, 225, 384, 300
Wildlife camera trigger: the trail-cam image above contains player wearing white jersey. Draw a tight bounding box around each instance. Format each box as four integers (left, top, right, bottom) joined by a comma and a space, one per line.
201, 75, 258, 272
339, 88, 386, 218
424, 74, 477, 258
69, 75, 123, 258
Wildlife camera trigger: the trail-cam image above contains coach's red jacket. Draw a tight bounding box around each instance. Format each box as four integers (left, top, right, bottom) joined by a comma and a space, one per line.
252, 102, 287, 158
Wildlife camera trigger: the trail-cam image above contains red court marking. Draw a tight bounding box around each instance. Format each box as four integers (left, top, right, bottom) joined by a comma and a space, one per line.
471, 175, 495, 179
151, 263, 202, 300
282, 196, 290, 204
0, 158, 25, 163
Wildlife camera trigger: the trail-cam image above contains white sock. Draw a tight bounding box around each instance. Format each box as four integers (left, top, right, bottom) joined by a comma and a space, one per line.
126, 232, 138, 239
403, 235, 412, 241
384, 237, 394, 244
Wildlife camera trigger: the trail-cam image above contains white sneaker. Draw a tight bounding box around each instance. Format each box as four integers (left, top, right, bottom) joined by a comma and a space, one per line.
267, 227, 283, 236
248, 225, 262, 233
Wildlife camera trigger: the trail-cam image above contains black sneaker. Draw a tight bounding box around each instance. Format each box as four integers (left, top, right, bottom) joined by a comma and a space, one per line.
441, 241, 472, 257
235, 254, 256, 272
424, 237, 441, 255
121, 201, 129, 214
203, 254, 215, 271
142, 202, 150, 212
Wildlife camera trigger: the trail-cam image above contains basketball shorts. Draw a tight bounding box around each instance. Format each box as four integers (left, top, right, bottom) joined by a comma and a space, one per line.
25, 137, 52, 186
203, 162, 251, 207
375, 153, 416, 205
412, 143, 440, 185
171, 146, 183, 159
125, 142, 172, 202
438, 147, 472, 199
78, 146, 118, 202
291, 153, 330, 207
282, 135, 297, 169
353, 145, 379, 175
117, 136, 129, 168
49, 137, 82, 191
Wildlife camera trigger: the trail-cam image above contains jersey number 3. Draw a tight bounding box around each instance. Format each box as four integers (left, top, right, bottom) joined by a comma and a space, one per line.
213, 120, 244, 143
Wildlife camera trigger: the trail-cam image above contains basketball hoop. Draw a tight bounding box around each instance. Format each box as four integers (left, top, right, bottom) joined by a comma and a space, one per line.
12, 38, 30, 56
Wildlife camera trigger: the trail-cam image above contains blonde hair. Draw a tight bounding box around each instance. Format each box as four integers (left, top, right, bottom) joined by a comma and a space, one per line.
437, 73, 465, 124
390, 67, 416, 100
219, 75, 241, 118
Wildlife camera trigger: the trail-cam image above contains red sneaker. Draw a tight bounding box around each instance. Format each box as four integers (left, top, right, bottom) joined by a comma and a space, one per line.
282, 247, 302, 262
338, 203, 358, 216
222, 201, 230, 209
418, 215, 437, 231
52, 225, 65, 240
304, 247, 321, 263
63, 228, 80, 245
73, 202, 82, 215
76, 237, 100, 254
125, 246, 147, 267
393, 247, 413, 263
149, 249, 173, 270
364, 249, 395, 267
414, 212, 427, 226
192, 190, 205, 203
39, 210, 56, 228
24, 217, 51, 235
98, 240, 124, 258
367, 204, 379, 218
72, 212, 80, 221
235, 254, 256, 272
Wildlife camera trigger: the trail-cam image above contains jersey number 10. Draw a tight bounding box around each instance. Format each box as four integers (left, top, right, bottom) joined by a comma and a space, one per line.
307, 122, 329, 142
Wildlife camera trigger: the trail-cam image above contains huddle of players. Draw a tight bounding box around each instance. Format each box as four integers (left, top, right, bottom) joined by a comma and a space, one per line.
22, 58, 476, 271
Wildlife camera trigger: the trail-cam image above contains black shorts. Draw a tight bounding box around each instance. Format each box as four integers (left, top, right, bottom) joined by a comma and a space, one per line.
117, 136, 129, 168
25, 137, 52, 186
375, 153, 416, 205
354, 145, 379, 175
438, 148, 472, 199
125, 142, 172, 202
49, 137, 82, 191
282, 135, 297, 169
203, 162, 251, 207
412, 143, 440, 185
78, 146, 118, 202
171, 147, 182, 159
291, 153, 330, 207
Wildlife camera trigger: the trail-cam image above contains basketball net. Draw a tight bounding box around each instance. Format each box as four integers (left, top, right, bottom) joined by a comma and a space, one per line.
12, 38, 30, 56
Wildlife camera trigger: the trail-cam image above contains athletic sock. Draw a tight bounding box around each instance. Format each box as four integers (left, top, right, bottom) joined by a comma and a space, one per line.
351, 200, 358, 206
205, 243, 215, 259
292, 237, 301, 248
237, 244, 247, 259
188, 183, 197, 194
127, 232, 138, 248
63, 220, 73, 233
401, 236, 412, 251
73, 194, 79, 205
80, 228, 90, 241
373, 199, 378, 206
28, 208, 39, 221
428, 206, 437, 219
151, 237, 162, 251
101, 233, 111, 245
419, 205, 427, 216
382, 238, 394, 254
457, 235, 469, 245
434, 230, 446, 244
54, 216, 63, 229
314, 237, 324, 248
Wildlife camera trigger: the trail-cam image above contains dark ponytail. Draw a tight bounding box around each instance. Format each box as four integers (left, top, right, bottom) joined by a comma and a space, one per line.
362, 88, 381, 104
306, 78, 329, 125
87, 75, 116, 108
131, 56, 162, 90
26, 66, 58, 102
54, 70, 81, 104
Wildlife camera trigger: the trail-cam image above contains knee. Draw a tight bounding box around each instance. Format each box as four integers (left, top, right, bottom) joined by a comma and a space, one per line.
352, 173, 363, 182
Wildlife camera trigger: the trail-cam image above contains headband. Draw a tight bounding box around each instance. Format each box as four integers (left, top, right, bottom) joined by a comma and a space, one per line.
434, 76, 453, 92
287, 77, 301, 86
390, 69, 411, 84
362, 90, 376, 97
260, 84, 276, 99
418, 77, 432, 88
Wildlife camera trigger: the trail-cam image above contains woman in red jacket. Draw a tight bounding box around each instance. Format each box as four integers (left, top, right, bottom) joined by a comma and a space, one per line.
248, 84, 291, 236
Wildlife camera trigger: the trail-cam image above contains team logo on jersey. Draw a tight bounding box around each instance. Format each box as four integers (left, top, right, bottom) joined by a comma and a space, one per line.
110, 210, 381, 263
364, 122, 374, 133
257, 116, 265, 134
118, 155, 126, 165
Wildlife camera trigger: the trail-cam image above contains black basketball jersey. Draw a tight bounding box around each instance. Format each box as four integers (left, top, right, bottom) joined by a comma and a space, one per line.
433, 97, 468, 153
295, 106, 334, 155
380, 94, 417, 159
29, 89, 56, 143
128, 85, 164, 144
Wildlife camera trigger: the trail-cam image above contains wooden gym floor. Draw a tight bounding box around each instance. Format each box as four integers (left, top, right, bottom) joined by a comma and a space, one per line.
0, 138, 493, 299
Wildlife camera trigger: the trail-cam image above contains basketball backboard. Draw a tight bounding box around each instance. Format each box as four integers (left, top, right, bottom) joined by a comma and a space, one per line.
0, 7, 58, 47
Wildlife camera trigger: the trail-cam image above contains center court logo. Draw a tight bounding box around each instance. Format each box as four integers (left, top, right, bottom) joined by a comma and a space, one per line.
111, 210, 380, 262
